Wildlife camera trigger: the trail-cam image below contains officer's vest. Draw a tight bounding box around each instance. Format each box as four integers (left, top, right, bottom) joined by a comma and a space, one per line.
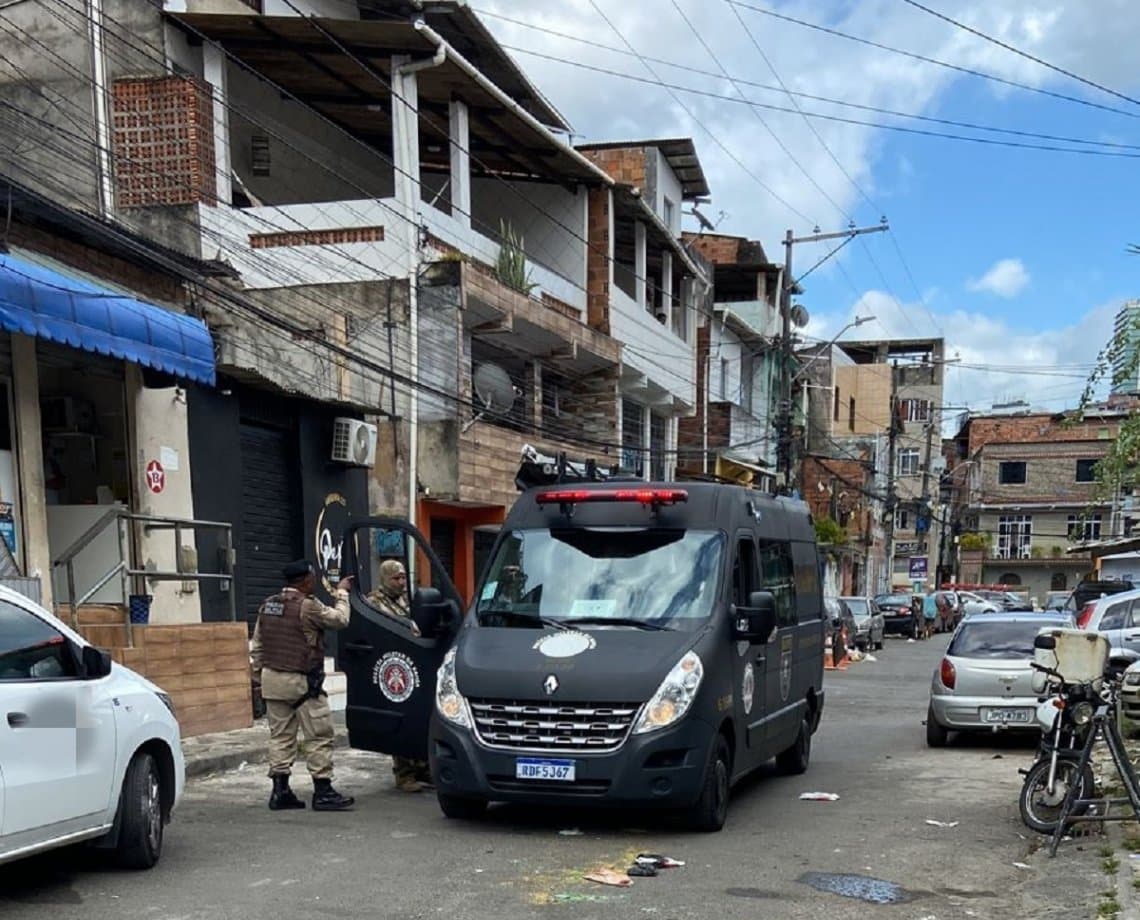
257, 589, 323, 674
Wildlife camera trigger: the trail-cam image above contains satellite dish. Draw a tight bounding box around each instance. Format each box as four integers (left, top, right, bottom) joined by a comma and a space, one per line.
465, 363, 519, 432
791, 304, 810, 328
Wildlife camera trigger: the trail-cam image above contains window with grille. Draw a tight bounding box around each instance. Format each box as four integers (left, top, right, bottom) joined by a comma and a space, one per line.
997, 515, 1032, 559
898, 399, 931, 422
898, 448, 920, 476
622, 399, 644, 476
1067, 513, 1102, 541
650, 413, 667, 481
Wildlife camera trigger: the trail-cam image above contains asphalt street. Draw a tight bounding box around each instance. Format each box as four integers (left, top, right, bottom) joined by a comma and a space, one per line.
1, 634, 1108, 919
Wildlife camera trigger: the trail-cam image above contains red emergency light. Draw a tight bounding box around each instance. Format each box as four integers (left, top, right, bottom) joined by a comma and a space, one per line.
535, 488, 689, 508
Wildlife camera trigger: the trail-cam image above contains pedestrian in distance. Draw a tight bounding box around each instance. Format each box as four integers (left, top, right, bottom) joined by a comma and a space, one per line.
922, 591, 939, 640
367, 559, 432, 793
251, 559, 356, 812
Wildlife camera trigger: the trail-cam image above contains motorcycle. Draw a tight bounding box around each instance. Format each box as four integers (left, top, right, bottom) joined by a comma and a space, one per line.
1017, 661, 1099, 834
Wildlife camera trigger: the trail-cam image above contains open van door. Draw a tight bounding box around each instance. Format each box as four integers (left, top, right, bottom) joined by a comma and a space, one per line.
337, 518, 464, 760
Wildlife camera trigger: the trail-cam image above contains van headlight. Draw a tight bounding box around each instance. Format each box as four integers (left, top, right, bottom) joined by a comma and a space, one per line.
1125, 670, 1140, 687
435, 646, 471, 729
633, 651, 703, 734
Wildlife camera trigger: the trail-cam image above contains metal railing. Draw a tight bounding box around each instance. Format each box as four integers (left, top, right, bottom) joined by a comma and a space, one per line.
51, 508, 235, 646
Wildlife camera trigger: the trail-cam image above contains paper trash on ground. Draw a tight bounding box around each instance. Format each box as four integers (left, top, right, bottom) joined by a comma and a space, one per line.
925, 819, 960, 828
799, 792, 840, 801
585, 869, 633, 888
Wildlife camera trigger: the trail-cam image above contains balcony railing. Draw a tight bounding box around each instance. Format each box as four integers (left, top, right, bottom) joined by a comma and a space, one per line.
612, 287, 695, 407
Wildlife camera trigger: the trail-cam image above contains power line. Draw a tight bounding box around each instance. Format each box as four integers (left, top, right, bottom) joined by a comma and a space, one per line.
667, 0, 845, 219
899, 0, 1140, 110
584, 0, 816, 226
725, 0, 1140, 121
478, 47, 1140, 159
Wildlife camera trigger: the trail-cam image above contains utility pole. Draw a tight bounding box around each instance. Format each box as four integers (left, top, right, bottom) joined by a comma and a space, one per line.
778, 220, 888, 493
919, 417, 936, 591
884, 362, 899, 592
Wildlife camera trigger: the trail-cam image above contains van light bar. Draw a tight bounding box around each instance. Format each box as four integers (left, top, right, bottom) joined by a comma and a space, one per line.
536, 488, 689, 507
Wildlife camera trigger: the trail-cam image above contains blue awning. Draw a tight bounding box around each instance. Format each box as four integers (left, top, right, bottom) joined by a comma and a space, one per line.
0, 253, 216, 386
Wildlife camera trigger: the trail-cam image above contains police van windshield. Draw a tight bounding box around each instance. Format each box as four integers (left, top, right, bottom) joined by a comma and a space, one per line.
476, 528, 724, 631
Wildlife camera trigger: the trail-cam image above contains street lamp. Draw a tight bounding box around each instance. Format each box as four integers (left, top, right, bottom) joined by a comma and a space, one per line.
792, 314, 876, 382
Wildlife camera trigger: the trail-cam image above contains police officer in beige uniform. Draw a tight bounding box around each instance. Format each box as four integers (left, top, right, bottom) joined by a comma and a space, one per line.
251, 559, 355, 811
366, 559, 431, 793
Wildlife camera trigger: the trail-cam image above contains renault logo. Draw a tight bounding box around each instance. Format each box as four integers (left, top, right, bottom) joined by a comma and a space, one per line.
543, 674, 559, 696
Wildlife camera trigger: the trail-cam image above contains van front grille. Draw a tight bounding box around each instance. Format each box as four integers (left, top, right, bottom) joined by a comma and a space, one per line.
468, 699, 641, 752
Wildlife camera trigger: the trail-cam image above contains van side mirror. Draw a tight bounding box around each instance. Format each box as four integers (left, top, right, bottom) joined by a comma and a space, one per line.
80, 644, 112, 679
735, 591, 777, 642
412, 586, 460, 638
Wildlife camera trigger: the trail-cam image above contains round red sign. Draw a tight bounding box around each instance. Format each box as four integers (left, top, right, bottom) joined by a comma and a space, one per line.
145, 460, 165, 494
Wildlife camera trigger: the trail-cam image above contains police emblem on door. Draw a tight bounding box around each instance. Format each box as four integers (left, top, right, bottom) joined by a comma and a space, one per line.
779, 650, 792, 701
373, 652, 419, 704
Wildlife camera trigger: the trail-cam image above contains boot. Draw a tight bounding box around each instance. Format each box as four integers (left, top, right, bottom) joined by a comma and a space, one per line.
269, 774, 305, 811
312, 777, 355, 811
395, 775, 424, 793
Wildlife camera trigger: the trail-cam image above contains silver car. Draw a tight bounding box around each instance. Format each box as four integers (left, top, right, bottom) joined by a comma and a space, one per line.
840, 596, 885, 651
1078, 586, 1140, 663
927, 612, 1075, 747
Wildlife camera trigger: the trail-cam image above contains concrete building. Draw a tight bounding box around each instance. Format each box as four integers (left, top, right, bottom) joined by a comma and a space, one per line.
577, 140, 713, 482
947, 405, 1139, 602
797, 337, 944, 592
677, 233, 781, 487
1112, 299, 1140, 396
0, 0, 724, 610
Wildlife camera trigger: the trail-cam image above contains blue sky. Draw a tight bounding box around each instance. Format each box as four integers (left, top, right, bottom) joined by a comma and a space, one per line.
478, 0, 1140, 415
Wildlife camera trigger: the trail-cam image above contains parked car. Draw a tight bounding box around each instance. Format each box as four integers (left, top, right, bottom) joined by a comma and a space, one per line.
927, 611, 1076, 746
935, 591, 963, 633
874, 593, 917, 638
1065, 579, 1135, 616
957, 590, 1000, 618
0, 587, 183, 868
824, 597, 857, 660
1043, 590, 1070, 612
841, 596, 885, 651
1121, 660, 1140, 725
1075, 586, 1140, 663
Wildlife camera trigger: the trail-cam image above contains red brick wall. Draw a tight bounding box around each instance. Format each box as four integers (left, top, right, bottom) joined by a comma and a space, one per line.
580, 147, 647, 187
966, 414, 1125, 453
112, 75, 217, 209
10, 222, 187, 307
801, 455, 872, 542
678, 323, 709, 473
586, 188, 611, 334
684, 235, 742, 265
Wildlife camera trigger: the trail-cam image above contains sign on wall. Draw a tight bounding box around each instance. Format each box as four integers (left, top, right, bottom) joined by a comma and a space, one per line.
908, 556, 929, 579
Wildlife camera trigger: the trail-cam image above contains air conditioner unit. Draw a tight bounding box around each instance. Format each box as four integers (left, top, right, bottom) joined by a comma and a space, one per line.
331, 418, 377, 467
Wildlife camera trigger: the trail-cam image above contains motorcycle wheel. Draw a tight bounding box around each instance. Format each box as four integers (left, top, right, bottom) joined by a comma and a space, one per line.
1018, 757, 1095, 835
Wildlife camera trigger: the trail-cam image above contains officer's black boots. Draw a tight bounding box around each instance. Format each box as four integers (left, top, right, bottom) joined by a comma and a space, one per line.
312, 778, 355, 811
269, 774, 306, 811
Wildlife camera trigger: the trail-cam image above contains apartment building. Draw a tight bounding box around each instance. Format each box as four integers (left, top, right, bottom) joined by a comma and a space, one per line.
677, 233, 781, 488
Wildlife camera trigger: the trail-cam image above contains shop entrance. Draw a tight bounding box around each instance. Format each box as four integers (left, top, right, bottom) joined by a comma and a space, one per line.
40, 346, 131, 607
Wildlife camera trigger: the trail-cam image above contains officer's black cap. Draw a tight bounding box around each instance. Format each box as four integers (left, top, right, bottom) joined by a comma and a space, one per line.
283, 559, 315, 580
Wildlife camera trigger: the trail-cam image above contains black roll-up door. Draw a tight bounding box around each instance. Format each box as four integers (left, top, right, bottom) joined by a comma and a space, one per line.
239, 423, 302, 624
430, 518, 456, 585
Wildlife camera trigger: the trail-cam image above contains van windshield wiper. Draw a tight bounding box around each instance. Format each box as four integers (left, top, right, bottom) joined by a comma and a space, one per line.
477, 607, 568, 630
560, 616, 672, 632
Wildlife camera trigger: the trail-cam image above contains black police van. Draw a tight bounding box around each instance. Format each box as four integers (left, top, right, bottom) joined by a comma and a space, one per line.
338, 473, 825, 831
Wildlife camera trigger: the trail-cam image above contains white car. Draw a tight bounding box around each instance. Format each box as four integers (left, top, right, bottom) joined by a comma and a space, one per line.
956, 590, 999, 618
0, 586, 183, 869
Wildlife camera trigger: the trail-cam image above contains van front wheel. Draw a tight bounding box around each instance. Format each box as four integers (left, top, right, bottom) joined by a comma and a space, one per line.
684, 735, 731, 832
776, 717, 812, 775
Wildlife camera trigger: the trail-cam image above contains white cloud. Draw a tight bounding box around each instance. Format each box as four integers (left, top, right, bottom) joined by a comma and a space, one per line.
807, 294, 1117, 425
966, 258, 1031, 298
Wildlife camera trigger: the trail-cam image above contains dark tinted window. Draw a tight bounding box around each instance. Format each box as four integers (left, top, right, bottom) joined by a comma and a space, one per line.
791, 541, 821, 623
948, 619, 1070, 659
999, 461, 1027, 484
0, 603, 76, 680
758, 541, 796, 627
1075, 459, 1097, 483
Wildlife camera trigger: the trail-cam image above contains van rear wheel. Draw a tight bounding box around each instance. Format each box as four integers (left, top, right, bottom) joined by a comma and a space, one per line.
684, 735, 730, 832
